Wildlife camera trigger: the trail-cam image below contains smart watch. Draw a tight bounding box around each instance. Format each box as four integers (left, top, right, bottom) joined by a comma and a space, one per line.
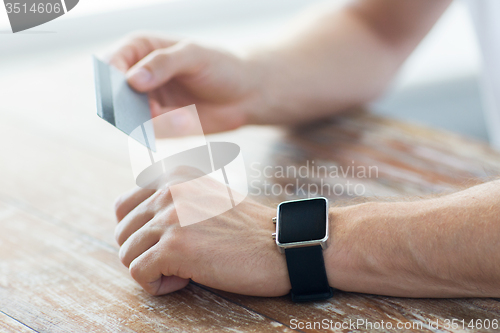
272, 197, 334, 302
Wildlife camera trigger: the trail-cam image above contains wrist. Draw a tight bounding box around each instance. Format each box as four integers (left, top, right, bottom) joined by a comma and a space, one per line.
244, 49, 308, 126
241, 52, 277, 125
324, 205, 352, 290
324, 201, 429, 296
324, 202, 385, 292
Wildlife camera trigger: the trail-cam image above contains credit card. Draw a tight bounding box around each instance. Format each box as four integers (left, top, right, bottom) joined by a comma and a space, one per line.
93, 56, 156, 152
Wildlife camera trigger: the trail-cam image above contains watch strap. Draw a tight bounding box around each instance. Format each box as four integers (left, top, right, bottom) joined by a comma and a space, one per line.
284, 245, 334, 302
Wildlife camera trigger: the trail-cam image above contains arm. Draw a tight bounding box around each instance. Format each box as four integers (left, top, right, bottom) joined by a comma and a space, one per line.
108, 0, 451, 134
327, 180, 500, 297
114, 167, 500, 298
249, 0, 452, 125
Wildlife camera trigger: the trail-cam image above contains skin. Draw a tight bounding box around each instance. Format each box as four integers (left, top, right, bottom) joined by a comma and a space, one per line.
110, 0, 500, 298
327, 181, 500, 297
114, 167, 289, 296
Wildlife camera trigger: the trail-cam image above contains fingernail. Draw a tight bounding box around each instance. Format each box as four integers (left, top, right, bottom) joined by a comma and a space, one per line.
128, 67, 152, 85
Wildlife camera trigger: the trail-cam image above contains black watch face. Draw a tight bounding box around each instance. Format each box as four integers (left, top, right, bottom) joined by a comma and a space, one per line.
278, 198, 327, 244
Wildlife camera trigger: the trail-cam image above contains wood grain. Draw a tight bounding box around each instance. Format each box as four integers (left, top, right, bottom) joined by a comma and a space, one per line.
2, 52, 500, 332
0, 201, 293, 332
0, 312, 35, 333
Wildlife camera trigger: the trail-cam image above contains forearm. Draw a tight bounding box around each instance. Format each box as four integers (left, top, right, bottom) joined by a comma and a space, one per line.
326, 180, 500, 297
247, 0, 451, 125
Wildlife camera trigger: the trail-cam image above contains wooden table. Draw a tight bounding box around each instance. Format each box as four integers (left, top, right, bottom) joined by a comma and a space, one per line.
2, 53, 500, 332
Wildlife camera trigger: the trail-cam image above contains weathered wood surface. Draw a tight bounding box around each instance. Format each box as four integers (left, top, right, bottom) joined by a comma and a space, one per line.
1, 53, 500, 332
0, 311, 35, 333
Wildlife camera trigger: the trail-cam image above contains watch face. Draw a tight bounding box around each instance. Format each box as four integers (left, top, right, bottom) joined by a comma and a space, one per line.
278, 198, 327, 244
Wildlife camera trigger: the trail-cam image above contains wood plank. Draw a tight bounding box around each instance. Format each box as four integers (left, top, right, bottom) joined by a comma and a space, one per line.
3, 51, 500, 332
200, 113, 500, 332
2, 107, 500, 332
3, 108, 499, 246
0, 201, 294, 332
0, 311, 36, 333
206, 290, 500, 333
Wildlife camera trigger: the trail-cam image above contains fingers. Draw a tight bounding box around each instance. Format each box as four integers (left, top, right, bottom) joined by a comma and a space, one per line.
119, 222, 162, 267
108, 37, 149, 72
114, 203, 155, 246
114, 187, 156, 222
107, 34, 178, 72
126, 41, 207, 93
195, 105, 247, 134
150, 102, 205, 138
150, 103, 247, 137
115, 188, 176, 246
129, 245, 189, 295
156, 275, 190, 295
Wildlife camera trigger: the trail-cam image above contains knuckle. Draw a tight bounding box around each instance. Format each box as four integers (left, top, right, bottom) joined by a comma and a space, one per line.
149, 208, 177, 230
171, 165, 190, 176
143, 284, 158, 296
129, 263, 157, 295
142, 219, 164, 238
126, 32, 150, 44
129, 260, 142, 281
179, 39, 198, 52
114, 227, 122, 245
151, 187, 173, 206
149, 49, 171, 64
164, 207, 180, 226
113, 195, 125, 221
169, 165, 202, 180
172, 200, 190, 219
129, 263, 158, 295
118, 246, 128, 266
163, 226, 185, 252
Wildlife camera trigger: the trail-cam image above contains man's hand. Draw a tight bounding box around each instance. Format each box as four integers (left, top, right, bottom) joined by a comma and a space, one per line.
107, 34, 267, 135
105, 0, 451, 134
114, 167, 290, 296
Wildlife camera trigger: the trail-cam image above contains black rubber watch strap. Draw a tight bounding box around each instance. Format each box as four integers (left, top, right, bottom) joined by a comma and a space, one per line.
284, 245, 334, 302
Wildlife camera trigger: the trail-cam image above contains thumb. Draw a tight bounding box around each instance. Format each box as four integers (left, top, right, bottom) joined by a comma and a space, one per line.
126, 42, 205, 92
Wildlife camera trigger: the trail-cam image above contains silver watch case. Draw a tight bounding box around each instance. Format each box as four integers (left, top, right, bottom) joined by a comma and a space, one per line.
274, 197, 329, 254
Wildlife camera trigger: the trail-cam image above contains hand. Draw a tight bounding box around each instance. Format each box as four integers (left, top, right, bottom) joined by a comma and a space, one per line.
107, 33, 268, 135
113, 167, 290, 296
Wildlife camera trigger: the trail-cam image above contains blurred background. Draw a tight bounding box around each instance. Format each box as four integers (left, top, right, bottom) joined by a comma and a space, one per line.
0, 0, 487, 154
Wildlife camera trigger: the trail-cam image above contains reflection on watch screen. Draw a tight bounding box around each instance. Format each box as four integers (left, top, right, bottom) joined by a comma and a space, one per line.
278, 198, 327, 243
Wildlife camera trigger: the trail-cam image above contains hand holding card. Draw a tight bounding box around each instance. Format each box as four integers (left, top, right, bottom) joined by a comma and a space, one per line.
93, 56, 156, 151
